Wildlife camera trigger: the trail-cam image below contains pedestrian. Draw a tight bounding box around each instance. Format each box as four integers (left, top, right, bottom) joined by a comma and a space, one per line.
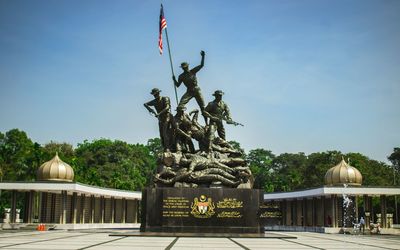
360, 216, 365, 234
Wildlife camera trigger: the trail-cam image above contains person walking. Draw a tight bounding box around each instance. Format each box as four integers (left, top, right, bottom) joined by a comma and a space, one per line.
360, 216, 365, 234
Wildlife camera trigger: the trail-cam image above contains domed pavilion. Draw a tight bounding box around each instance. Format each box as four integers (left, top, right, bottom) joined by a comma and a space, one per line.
36, 153, 75, 182
263, 157, 400, 233
0, 154, 141, 229
324, 158, 362, 187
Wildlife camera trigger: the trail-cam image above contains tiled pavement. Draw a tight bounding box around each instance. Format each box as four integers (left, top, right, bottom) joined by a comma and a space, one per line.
0, 230, 399, 249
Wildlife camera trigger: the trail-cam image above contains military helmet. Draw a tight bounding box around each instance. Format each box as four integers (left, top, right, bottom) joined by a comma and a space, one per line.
180, 62, 189, 68
150, 88, 161, 95
212, 90, 224, 96
176, 106, 187, 111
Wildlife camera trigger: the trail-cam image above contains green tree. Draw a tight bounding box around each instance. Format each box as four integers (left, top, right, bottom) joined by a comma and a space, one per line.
0, 132, 4, 182
146, 138, 162, 158
246, 149, 275, 191
303, 151, 342, 188
388, 147, 400, 185
272, 152, 307, 191
0, 129, 42, 217
346, 152, 392, 186
73, 139, 156, 190
41, 141, 75, 163
0, 129, 38, 181
388, 148, 400, 169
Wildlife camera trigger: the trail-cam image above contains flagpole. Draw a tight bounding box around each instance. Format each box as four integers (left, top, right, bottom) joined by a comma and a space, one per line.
164, 27, 179, 106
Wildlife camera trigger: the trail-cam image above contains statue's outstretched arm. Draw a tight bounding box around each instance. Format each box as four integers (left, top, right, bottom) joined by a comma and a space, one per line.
144, 101, 157, 116
191, 50, 205, 74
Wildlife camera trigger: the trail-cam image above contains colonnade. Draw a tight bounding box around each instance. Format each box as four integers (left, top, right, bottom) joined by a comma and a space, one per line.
276, 194, 392, 228
6, 190, 140, 225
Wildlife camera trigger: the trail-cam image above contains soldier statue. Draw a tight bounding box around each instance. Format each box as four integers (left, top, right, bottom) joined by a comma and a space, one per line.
203, 90, 232, 140
146, 51, 251, 189
173, 106, 195, 153
144, 88, 173, 151
172, 50, 207, 121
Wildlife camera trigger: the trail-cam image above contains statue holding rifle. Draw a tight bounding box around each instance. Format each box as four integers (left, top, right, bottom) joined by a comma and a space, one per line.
144, 88, 173, 151
204, 90, 243, 141
144, 50, 251, 188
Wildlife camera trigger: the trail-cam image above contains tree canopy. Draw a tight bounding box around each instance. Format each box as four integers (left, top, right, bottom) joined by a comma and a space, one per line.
0, 129, 397, 193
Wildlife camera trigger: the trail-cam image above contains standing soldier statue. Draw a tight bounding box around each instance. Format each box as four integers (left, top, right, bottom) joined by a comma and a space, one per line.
204, 90, 238, 141
144, 88, 173, 151
173, 50, 207, 122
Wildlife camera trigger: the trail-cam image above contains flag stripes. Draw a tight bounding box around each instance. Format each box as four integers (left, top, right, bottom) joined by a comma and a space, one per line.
159, 4, 167, 54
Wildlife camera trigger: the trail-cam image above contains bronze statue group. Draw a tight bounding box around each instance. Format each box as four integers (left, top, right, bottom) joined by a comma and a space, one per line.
144, 51, 252, 188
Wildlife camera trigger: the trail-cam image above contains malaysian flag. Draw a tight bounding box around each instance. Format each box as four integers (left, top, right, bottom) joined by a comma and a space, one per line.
158, 4, 167, 54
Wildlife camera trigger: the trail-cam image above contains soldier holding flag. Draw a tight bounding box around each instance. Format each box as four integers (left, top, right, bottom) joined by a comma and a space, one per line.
173, 51, 207, 120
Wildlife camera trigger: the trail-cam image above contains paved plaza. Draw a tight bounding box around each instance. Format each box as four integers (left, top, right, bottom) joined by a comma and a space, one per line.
0, 230, 399, 250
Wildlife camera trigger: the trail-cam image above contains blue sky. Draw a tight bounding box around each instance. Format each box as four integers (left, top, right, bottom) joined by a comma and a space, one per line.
0, 0, 399, 162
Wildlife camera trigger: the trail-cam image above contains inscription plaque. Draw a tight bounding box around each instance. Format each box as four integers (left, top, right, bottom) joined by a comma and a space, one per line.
141, 187, 265, 233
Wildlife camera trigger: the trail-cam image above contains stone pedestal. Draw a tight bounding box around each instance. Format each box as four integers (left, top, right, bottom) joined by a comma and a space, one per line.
15, 209, 21, 223
3, 208, 10, 223
140, 187, 264, 233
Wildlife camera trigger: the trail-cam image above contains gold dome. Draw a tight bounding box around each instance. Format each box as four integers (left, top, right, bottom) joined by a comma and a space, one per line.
324, 158, 362, 186
36, 153, 74, 182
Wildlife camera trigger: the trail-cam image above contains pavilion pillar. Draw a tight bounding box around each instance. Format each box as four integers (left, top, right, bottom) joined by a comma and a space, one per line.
363, 195, 371, 225
50, 193, 56, 223
23, 191, 33, 223
137, 200, 141, 223
285, 200, 291, 226
90, 195, 95, 224
371, 197, 375, 223
36, 192, 42, 223
311, 198, 316, 227
10, 190, 17, 223
133, 199, 138, 223
60, 190, 67, 224
297, 199, 302, 226
27, 191, 34, 223
380, 195, 387, 228
114, 198, 118, 223
296, 199, 302, 226
80, 194, 86, 224
302, 198, 307, 226
321, 196, 326, 227
40, 192, 48, 223
100, 196, 105, 224
111, 197, 115, 223
280, 200, 286, 226
294, 199, 301, 226
291, 200, 296, 226
122, 198, 126, 223
294, 200, 298, 226
71, 192, 78, 224
331, 195, 337, 228
23, 192, 29, 223
355, 196, 359, 222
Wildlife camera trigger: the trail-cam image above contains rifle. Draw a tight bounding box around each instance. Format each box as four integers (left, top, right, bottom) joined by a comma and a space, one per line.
145, 106, 158, 117
216, 114, 244, 127
226, 119, 244, 127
